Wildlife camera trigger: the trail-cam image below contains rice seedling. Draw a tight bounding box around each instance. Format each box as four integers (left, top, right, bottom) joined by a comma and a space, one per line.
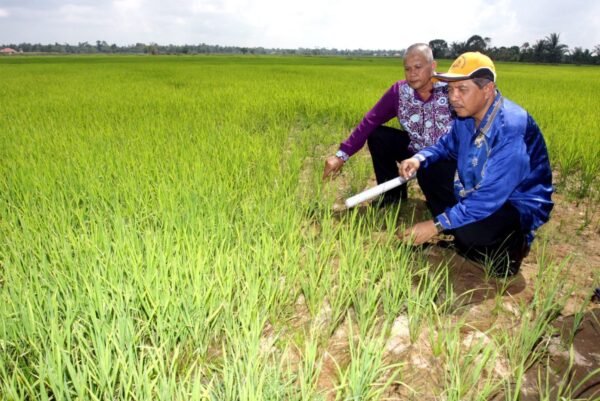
1, 55, 598, 400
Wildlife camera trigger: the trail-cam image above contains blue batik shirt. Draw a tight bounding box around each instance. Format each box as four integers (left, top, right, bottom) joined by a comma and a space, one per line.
416, 91, 553, 245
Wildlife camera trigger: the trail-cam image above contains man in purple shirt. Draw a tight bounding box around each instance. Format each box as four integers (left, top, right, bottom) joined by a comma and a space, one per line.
322, 43, 454, 206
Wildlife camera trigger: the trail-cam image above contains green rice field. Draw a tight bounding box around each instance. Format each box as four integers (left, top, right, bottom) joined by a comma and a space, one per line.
1, 55, 599, 400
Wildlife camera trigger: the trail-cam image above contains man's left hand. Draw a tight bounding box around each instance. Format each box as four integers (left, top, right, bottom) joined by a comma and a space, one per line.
399, 220, 438, 245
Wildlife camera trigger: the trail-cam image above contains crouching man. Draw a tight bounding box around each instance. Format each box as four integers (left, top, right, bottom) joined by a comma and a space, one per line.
399, 52, 553, 276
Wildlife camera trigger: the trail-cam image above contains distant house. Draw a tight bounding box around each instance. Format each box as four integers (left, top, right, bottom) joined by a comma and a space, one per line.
1, 47, 18, 55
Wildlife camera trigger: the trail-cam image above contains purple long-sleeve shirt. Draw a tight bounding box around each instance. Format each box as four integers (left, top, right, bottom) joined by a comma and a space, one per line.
339, 80, 453, 157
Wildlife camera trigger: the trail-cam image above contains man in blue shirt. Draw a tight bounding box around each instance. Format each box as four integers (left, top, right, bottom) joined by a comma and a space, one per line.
398, 52, 553, 276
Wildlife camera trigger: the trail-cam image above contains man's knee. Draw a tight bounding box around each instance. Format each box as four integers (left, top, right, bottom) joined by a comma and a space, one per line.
453, 224, 503, 248
416, 165, 434, 188
453, 226, 477, 247
453, 225, 527, 276
367, 131, 381, 149
418, 161, 455, 183
367, 126, 396, 148
416, 168, 433, 197
417, 162, 455, 204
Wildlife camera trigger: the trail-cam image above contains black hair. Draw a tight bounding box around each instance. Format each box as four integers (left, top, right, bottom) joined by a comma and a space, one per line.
470, 68, 495, 85
473, 77, 493, 88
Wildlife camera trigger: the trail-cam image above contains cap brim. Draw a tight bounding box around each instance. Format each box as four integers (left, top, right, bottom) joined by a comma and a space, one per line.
434, 67, 496, 82
433, 72, 471, 82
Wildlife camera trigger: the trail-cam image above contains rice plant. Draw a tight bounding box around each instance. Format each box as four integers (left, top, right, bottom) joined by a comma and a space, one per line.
1, 55, 598, 400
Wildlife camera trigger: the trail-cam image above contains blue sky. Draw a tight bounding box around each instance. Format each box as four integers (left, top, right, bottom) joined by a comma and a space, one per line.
0, 0, 598, 50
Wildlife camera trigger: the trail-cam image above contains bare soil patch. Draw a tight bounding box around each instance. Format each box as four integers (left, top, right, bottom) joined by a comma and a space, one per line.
287, 158, 600, 398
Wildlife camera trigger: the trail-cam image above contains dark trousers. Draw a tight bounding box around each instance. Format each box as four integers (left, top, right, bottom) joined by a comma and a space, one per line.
419, 159, 528, 276
367, 126, 413, 203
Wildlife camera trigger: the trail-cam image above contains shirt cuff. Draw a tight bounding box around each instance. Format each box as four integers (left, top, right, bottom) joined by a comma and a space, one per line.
335, 149, 350, 162
414, 153, 426, 162
414, 153, 427, 167
435, 212, 452, 230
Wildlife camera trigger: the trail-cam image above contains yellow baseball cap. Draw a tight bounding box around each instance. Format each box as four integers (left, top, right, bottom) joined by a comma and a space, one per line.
434, 52, 496, 82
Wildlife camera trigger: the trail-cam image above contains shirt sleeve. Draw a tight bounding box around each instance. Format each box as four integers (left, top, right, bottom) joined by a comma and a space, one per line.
435, 133, 530, 230
339, 83, 399, 157
415, 123, 459, 167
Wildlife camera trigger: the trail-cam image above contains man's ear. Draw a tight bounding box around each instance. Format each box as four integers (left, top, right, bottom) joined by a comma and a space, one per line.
484, 82, 496, 99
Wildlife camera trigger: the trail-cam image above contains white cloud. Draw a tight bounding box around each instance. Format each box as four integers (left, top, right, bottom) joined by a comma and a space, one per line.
113, 0, 143, 12
190, 0, 238, 14
59, 4, 99, 23
0, 0, 598, 49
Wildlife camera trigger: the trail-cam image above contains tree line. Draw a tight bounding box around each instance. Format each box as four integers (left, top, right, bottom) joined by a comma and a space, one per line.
2, 33, 599, 65
0, 40, 402, 57
429, 33, 599, 65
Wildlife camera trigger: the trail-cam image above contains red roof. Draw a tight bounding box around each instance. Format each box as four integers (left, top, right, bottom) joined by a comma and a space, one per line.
1, 48, 17, 53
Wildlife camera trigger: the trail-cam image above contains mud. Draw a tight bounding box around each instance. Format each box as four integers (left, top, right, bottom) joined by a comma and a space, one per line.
518, 309, 600, 400
280, 164, 600, 399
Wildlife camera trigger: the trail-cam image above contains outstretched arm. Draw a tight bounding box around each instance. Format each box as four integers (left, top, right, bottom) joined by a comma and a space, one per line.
323, 83, 400, 180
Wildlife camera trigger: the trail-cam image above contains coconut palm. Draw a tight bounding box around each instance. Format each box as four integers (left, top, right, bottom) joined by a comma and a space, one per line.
544, 33, 568, 63
532, 39, 546, 62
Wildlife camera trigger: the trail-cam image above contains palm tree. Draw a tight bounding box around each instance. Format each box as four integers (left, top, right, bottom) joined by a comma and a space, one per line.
544, 33, 568, 63
532, 39, 546, 62
519, 42, 530, 62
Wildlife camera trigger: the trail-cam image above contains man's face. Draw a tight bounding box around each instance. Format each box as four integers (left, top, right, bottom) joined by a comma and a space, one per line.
447, 79, 493, 120
403, 53, 435, 91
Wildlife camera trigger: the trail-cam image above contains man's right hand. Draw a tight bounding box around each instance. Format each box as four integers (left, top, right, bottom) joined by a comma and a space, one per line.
398, 157, 421, 179
323, 156, 345, 180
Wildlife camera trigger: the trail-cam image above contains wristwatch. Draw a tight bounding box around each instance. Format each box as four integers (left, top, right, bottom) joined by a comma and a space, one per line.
335, 150, 349, 162
433, 218, 443, 233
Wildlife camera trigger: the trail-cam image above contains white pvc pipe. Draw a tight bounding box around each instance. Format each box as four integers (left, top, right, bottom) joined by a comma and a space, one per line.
344, 174, 415, 208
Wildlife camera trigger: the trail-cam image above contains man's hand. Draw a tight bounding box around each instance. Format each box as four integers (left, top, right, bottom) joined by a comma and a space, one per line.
398, 157, 421, 179
399, 220, 437, 245
323, 156, 344, 180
